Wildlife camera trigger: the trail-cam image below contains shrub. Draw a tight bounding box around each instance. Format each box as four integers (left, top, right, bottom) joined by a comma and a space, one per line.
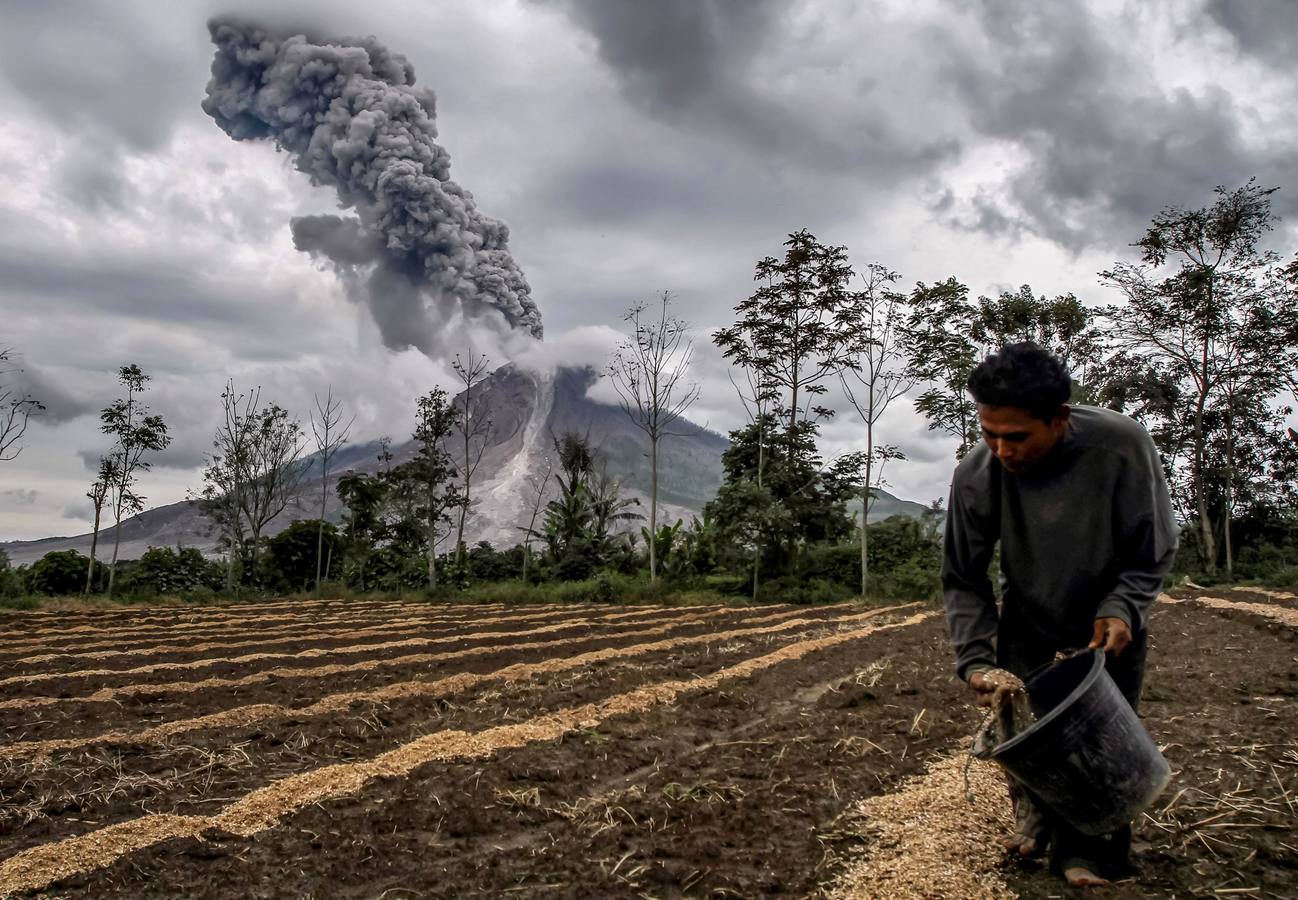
119, 547, 222, 597
0, 550, 26, 599
26, 550, 96, 596
266, 520, 341, 593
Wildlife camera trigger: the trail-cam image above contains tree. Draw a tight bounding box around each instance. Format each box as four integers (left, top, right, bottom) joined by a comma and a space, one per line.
450, 352, 493, 566
712, 230, 858, 592
520, 454, 553, 582
607, 291, 701, 583
309, 387, 353, 595
199, 381, 306, 590
839, 263, 915, 595
266, 520, 340, 593
0, 346, 44, 462
336, 468, 390, 591
404, 388, 461, 589
902, 280, 1104, 459
714, 230, 857, 449
100, 365, 171, 598
29, 550, 99, 596
1100, 180, 1298, 576
536, 433, 640, 581
84, 454, 120, 595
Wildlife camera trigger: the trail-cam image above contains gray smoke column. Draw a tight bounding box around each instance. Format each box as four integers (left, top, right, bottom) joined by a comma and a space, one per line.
202, 16, 543, 351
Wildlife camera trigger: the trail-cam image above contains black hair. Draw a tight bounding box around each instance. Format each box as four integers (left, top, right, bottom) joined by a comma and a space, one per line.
966, 342, 1072, 421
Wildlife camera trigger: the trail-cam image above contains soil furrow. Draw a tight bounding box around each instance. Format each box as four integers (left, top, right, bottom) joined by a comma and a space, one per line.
0, 604, 847, 710
0, 611, 930, 897
0, 609, 729, 748
0, 623, 797, 853
0, 600, 430, 642
1, 604, 906, 760
3, 603, 695, 671
0, 612, 683, 689
0, 602, 617, 656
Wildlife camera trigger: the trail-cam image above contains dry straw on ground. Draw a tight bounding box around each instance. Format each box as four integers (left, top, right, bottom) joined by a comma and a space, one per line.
1231, 585, 1298, 602
0, 609, 695, 689
0, 603, 848, 712
0, 603, 896, 758
1173, 594, 1298, 628
0, 610, 931, 897
827, 754, 1015, 900
0, 598, 430, 645
11, 601, 680, 664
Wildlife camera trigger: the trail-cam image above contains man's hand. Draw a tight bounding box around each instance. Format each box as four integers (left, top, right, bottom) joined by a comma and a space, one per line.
1089, 616, 1132, 655
968, 668, 1024, 709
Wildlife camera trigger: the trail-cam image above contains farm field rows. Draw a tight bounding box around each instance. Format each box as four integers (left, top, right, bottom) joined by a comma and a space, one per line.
0, 590, 1294, 898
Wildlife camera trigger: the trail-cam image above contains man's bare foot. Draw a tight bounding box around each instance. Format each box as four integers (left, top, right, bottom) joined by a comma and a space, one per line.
1063, 865, 1109, 887
1002, 833, 1043, 857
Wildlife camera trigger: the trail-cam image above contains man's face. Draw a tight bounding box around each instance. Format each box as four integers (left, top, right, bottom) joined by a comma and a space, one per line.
977, 404, 1070, 474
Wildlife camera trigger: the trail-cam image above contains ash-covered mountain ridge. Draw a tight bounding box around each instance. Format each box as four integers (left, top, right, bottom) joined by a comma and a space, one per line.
1, 365, 929, 565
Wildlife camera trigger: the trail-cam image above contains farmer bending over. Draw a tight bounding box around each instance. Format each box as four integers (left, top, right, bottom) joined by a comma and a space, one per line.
942, 342, 1177, 888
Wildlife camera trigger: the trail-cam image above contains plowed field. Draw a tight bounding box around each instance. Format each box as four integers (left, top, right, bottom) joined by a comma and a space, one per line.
0, 591, 1293, 898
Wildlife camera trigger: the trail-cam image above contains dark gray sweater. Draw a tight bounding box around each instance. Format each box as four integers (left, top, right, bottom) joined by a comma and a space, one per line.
941, 405, 1179, 681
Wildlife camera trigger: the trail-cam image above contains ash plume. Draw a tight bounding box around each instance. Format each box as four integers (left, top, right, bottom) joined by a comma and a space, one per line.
202, 16, 543, 353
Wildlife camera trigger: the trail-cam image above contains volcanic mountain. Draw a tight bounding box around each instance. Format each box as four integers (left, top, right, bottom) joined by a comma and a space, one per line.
2, 365, 932, 566
2, 366, 727, 565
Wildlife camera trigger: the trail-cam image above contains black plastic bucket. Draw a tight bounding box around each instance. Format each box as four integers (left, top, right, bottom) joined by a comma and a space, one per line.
989, 649, 1171, 836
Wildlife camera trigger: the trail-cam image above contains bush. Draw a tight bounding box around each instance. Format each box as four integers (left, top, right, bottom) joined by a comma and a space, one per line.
0, 550, 26, 599
266, 520, 341, 593
118, 547, 222, 597
755, 575, 855, 605
26, 550, 95, 596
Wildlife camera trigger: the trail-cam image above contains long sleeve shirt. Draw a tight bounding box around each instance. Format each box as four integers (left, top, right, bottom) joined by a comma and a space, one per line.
941, 405, 1179, 682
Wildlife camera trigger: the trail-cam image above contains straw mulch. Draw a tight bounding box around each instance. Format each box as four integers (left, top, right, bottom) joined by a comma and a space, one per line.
828, 754, 1016, 900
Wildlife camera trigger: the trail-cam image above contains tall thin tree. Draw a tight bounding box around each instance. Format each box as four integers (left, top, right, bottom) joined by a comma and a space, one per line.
83, 454, 120, 595
407, 388, 461, 589
1100, 180, 1296, 575
839, 264, 915, 596
101, 365, 170, 598
199, 381, 305, 590
450, 351, 493, 565
309, 387, 353, 596
607, 291, 701, 583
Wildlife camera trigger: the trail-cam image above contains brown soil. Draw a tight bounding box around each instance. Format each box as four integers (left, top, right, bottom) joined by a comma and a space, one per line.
0, 593, 1293, 899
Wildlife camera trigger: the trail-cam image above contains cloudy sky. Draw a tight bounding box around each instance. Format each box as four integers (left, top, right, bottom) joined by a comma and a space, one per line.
1, 0, 1296, 541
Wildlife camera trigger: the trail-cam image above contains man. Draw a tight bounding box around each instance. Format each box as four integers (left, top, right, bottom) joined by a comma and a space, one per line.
942, 342, 1178, 888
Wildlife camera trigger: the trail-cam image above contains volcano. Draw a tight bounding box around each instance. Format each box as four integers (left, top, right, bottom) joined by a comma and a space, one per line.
1, 366, 729, 565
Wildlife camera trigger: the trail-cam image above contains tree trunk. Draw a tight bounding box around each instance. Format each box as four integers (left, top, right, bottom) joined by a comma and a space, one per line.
314, 520, 325, 597
861, 421, 874, 597
315, 473, 327, 596
649, 435, 658, 583
1192, 390, 1216, 574
84, 507, 102, 596
106, 513, 123, 598
1223, 409, 1234, 581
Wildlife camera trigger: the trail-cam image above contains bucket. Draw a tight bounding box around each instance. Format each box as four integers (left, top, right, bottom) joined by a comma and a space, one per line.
986, 649, 1171, 836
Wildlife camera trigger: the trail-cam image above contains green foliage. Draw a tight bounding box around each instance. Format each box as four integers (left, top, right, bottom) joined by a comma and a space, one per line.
534, 433, 640, 581
1099, 180, 1298, 575
27, 550, 99, 596
0, 549, 26, 599
706, 416, 854, 573
902, 279, 1104, 459
118, 547, 223, 599
266, 520, 340, 593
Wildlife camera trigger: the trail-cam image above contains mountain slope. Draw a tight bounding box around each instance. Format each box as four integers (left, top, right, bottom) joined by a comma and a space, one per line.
2, 366, 729, 564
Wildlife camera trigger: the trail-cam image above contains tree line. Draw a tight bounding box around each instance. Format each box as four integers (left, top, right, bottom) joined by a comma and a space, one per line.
2, 180, 1297, 603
